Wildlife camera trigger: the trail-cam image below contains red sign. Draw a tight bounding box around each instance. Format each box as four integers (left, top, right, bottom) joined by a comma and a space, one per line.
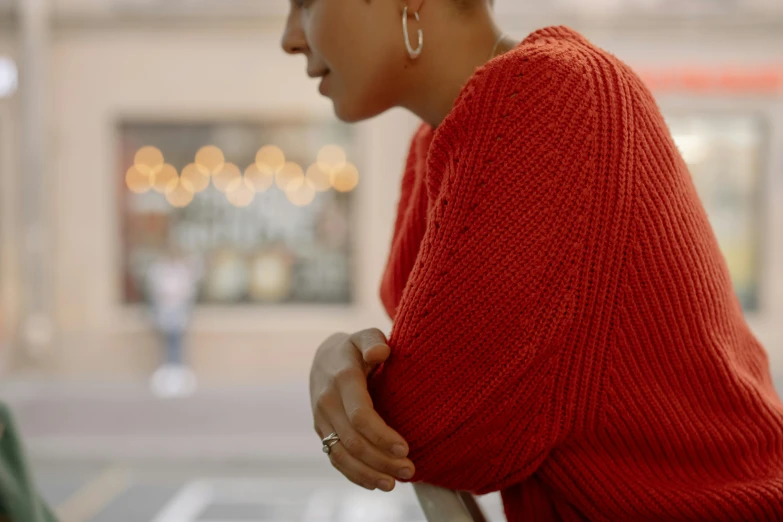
637, 66, 783, 95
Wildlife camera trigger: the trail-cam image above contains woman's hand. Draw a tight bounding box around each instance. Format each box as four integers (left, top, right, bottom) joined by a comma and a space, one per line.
310, 328, 415, 492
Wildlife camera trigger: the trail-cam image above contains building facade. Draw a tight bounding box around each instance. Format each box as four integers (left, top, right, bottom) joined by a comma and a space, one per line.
0, 1, 782, 384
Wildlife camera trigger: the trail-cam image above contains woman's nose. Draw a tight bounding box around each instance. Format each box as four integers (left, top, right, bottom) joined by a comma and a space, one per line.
281, 11, 308, 56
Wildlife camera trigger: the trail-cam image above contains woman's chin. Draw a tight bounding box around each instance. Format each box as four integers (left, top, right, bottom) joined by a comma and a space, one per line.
330, 99, 363, 123
332, 98, 388, 124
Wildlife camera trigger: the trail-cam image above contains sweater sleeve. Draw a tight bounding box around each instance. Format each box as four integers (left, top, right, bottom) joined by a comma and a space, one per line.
368, 44, 634, 494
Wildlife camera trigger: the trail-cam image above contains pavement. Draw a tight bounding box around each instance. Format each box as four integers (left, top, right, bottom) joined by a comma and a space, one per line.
1, 380, 317, 462
32, 460, 507, 522
2, 379, 504, 522
5, 374, 783, 522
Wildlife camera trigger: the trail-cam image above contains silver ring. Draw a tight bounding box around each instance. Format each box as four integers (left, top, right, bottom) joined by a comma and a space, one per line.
322, 432, 341, 455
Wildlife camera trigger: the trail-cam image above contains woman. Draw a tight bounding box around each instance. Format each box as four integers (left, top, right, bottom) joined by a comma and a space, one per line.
283, 0, 783, 520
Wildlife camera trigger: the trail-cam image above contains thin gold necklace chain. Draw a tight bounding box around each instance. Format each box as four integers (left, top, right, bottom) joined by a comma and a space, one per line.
490, 33, 507, 60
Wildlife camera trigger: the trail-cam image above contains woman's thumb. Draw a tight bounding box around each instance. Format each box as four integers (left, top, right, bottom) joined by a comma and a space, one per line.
353, 328, 391, 367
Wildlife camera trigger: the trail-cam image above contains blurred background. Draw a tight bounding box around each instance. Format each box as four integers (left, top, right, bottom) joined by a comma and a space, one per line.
0, 0, 782, 520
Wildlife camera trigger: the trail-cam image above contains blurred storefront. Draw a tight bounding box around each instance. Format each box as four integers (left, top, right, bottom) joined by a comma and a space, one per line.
0, 0, 782, 383
0, 0, 18, 376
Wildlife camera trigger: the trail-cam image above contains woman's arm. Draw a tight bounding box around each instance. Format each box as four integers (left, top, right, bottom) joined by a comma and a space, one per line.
368, 46, 633, 494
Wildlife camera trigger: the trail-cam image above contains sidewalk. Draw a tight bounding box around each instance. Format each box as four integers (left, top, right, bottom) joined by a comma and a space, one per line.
2, 380, 509, 521
0, 379, 321, 463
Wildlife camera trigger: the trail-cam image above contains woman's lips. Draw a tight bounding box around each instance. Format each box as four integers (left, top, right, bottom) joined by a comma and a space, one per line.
318, 72, 330, 95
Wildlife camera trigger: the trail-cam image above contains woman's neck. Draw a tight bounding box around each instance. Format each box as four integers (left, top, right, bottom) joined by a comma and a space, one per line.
400, 18, 517, 128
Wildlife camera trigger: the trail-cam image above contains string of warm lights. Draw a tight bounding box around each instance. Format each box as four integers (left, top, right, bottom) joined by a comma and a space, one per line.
125, 144, 359, 208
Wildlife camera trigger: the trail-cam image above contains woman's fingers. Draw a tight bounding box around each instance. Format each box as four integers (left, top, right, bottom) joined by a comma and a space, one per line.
314, 410, 396, 492
310, 329, 416, 492
316, 331, 410, 459
326, 389, 415, 481
338, 371, 412, 462
330, 439, 398, 492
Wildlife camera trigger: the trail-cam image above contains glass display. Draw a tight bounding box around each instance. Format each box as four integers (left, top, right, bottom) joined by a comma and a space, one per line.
667, 113, 765, 311
118, 120, 357, 305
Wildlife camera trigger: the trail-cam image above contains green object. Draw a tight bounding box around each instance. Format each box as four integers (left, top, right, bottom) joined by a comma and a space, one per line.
0, 402, 58, 522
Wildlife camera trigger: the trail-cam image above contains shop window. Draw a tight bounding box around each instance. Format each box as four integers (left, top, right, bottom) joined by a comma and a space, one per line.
119, 120, 357, 305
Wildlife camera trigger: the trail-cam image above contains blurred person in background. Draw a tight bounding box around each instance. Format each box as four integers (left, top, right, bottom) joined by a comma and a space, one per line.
146, 245, 203, 398
284, 0, 783, 520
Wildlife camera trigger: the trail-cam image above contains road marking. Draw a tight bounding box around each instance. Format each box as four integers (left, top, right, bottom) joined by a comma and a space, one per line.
151, 480, 213, 522
56, 465, 131, 522
150, 477, 505, 522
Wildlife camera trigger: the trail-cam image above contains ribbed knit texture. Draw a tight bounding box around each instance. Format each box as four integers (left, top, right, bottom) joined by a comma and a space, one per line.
368, 26, 783, 521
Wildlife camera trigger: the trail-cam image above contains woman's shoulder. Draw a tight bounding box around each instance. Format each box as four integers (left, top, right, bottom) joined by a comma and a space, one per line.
436, 26, 639, 160
434, 27, 607, 159
457, 26, 601, 108
427, 26, 649, 204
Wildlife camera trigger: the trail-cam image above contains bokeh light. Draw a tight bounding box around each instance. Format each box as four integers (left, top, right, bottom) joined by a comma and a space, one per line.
286, 176, 316, 207
255, 145, 285, 173
331, 162, 359, 193
276, 162, 305, 191
180, 163, 211, 193
165, 179, 195, 207
673, 134, 708, 165
0, 57, 18, 99
249, 253, 290, 302
244, 164, 275, 192
305, 163, 332, 192
195, 145, 226, 176
152, 164, 179, 193
125, 143, 358, 206
213, 162, 241, 193
317, 145, 347, 173
125, 165, 152, 194
134, 146, 164, 176
226, 178, 256, 208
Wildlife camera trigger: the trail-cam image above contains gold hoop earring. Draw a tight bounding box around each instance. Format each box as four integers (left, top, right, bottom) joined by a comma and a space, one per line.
402, 6, 423, 60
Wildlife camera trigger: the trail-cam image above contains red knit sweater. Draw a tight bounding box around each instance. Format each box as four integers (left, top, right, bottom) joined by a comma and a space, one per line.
368, 26, 783, 521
